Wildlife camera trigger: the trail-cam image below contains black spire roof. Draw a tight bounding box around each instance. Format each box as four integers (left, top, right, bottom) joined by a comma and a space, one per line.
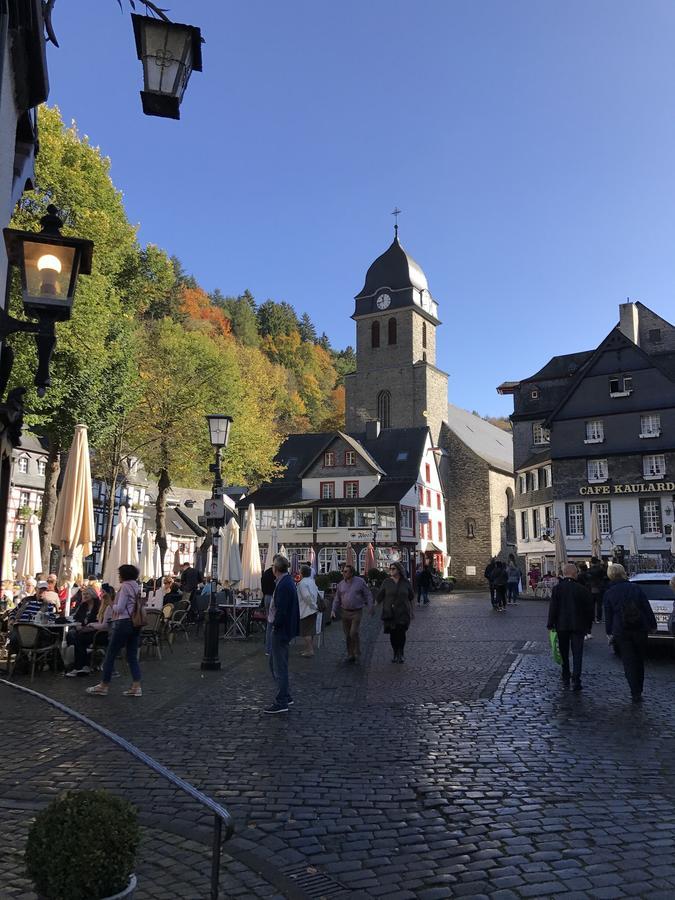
355, 234, 429, 300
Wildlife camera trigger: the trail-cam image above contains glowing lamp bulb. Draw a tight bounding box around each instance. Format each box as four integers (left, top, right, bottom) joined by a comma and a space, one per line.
37, 253, 62, 295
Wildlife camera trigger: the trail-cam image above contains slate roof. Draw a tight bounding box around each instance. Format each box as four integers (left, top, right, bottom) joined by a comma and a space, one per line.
445, 404, 513, 474
16, 432, 49, 454
525, 351, 594, 382
238, 427, 429, 509
143, 505, 204, 538
355, 235, 429, 299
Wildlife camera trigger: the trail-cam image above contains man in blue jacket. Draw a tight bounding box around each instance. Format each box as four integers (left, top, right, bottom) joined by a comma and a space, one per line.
605, 564, 657, 703
265, 555, 300, 714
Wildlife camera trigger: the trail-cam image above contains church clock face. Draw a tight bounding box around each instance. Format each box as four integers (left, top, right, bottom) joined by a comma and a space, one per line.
376, 293, 391, 310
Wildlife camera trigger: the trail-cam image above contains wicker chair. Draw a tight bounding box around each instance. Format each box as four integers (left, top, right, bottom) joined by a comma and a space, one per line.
9, 623, 59, 681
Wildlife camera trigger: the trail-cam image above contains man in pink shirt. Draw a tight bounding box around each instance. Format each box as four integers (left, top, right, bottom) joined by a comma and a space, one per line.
331, 564, 373, 663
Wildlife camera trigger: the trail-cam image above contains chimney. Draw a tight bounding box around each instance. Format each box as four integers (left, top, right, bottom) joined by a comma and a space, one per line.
618, 301, 639, 346
365, 420, 381, 440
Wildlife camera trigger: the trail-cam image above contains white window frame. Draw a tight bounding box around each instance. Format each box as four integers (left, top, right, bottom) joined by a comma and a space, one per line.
318, 508, 337, 528
643, 454, 666, 480
592, 501, 611, 536
520, 510, 529, 542
566, 502, 585, 537
318, 547, 347, 574
378, 507, 396, 529
640, 414, 661, 439
17, 456, 28, 474
584, 420, 604, 444
344, 480, 359, 499
609, 374, 632, 397
543, 465, 552, 488
532, 422, 551, 445
518, 473, 527, 494
37, 459, 47, 476
324, 451, 335, 467
401, 506, 415, 530
587, 459, 609, 483
533, 508, 541, 539
640, 499, 662, 536
344, 450, 356, 466
531, 470, 539, 492
19, 491, 30, 508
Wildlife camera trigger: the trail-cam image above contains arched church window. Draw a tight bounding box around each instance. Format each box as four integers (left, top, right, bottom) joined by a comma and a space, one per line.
388, 317, 397, 345
371, 321, 380, 348
422, 321, 427, 349
377, 390, 391, 429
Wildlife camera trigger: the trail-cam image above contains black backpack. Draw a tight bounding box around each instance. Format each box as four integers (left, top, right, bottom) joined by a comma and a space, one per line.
623, 594, 642, 630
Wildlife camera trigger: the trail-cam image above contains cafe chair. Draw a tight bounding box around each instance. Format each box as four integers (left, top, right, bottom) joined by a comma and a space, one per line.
140, 609, 164, 660
166, 608, 190, 648
9, 623, 59, 681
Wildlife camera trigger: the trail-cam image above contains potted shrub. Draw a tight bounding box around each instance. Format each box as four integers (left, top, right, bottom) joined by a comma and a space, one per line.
17, 504, 33, 520
25, 790, 139, 900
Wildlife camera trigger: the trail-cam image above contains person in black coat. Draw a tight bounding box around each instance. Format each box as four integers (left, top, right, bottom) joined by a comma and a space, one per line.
547, 563, 594, 691
264, 555, 300, 715
605, 564, 657, 703
484, 558, 497, 605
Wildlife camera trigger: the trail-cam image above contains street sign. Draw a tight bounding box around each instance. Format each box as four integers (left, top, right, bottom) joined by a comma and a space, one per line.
419, 512, 430, 524
204, 497, 225, 520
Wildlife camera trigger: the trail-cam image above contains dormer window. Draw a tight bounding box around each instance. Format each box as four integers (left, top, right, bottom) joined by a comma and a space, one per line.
324, 452, 335, 467
643, 454, 666, 479
37, 459, 46, 476
587, 459, 609, 483
345, 450, 355, 466
640, 414, 661, 439
609, 374, 632, 397
584, 420, 604, 444
17, 457, 28, 474
532, 422, 550, 445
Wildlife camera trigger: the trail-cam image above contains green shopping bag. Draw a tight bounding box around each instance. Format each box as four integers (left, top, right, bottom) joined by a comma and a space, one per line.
549, 630, 562, 666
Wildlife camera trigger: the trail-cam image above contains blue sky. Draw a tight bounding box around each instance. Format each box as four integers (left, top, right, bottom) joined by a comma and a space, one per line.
46, 1, 675, 416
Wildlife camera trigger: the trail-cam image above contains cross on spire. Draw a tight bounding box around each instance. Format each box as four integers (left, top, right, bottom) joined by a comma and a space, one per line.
391, 207, 401, 236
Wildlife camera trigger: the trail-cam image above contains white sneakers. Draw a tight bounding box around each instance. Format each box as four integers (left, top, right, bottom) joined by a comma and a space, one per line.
65, 666, 91, 678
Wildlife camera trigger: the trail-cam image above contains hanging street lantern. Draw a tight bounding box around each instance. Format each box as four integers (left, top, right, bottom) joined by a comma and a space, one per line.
206, 414, 233, 449
2, 204, 93, 395
131, 13, 203, 120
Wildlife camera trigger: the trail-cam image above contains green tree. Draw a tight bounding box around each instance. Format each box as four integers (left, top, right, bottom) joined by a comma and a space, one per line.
8, 105, 140, 568
256, 299, 298, 338
220, 291, 259, 346
298, 312, 317, 343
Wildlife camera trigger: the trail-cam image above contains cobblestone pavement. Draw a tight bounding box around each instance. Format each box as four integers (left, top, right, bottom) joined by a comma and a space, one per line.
2, 592, 675, 898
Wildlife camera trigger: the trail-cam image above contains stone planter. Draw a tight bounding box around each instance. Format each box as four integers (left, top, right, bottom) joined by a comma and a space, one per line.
104, 875, 137, 900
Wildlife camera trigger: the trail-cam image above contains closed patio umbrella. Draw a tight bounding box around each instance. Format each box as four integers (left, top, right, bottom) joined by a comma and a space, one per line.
308, 546, 317, 577
345, 543, 356, 569
15, 514, 41, 579
121, 513, 139, 567
264, 528, 279, 570
329, 549, 339, 573
139, 528, 156, 583
590, 504, 602, 560
102, 505, 125, 588
173, 548, 181, 575
279, 543, 287, 559
2, 536, 13, 584
290, 550, 300, 578
153, 542, 163, 579
629, 526, 639, 559
53, 424, 95, 617
363, 543, 376, 575
219, 519, 242, 586
553, 518, 567, 574
240, 503, 262, 594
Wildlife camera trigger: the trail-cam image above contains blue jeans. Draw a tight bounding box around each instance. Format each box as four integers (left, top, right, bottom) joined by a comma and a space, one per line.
269, 630, 290, 707
417, 586, 429, 604
102, 618, 141, 683
507, 583, 519, 601
264, 596, 273, 654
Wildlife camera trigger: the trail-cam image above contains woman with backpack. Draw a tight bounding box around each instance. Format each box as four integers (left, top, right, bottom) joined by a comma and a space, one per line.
86, 564, 144, 697
604, 564, 657, 703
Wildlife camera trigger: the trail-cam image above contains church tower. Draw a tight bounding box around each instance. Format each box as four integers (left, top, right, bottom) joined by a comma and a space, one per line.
344, 229, 449, 442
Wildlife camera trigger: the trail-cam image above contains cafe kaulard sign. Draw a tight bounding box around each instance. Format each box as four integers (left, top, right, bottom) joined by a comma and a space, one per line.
579, 481, 675, 496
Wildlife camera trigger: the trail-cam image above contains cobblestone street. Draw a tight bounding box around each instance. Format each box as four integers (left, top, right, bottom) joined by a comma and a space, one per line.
3, 591, 675, 899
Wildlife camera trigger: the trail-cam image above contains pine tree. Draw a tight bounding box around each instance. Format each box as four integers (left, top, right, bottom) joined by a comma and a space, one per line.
298, 312, 317, 343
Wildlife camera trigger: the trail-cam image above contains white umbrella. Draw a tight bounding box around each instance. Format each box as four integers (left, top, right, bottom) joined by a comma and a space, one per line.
52, 424, 95, 617
102, 507, 125, 588
629, 526, 639, 558
121, 514, 139, 567
153, 542, 163, 579
173, 548, 181, 574
240, 504, 262, 594
590, 504, 602, 560
553, 518, 567, 574
2, 534, 14, 584
139, 528, 156, 582
264, 528, 279, 569
279, 543, 287, 559
15, 514, 41, 579
219, 519, 242, 586
329, 549, 339, 573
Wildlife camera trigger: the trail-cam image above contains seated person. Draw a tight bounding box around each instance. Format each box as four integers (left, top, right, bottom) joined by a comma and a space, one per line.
72, 587, 100, 626
162, 578, 182, 606
33, 590, 60, 625
66, 588, 115, 676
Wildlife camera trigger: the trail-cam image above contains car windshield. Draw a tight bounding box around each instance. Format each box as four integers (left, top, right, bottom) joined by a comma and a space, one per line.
635, 582, 675, 602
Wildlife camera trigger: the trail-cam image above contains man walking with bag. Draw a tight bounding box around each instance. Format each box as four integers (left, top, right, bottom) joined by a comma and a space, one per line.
547, 563, 594, 692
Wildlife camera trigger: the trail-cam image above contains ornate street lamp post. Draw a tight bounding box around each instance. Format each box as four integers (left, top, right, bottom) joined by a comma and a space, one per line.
201, 414, 233, 672
3, 204, 93, 395
132, 12, 203, 120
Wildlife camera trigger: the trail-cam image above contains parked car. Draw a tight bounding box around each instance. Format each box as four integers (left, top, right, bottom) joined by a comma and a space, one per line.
628, 573, 675, 641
